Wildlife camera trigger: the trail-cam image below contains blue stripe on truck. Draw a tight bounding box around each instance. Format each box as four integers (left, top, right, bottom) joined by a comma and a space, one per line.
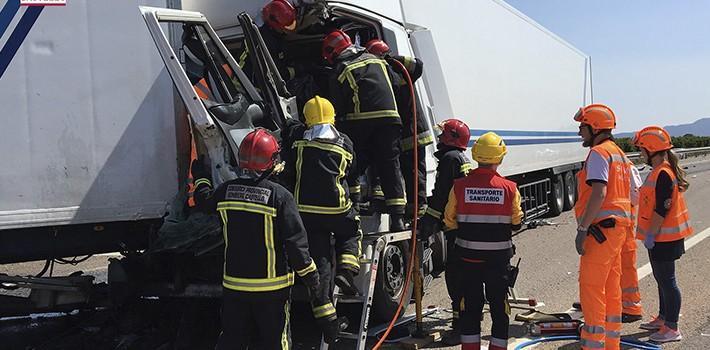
0, 0, 21, 39
0, 4, 43, 79
470, 129, 579, 137
468, 137, 581, 147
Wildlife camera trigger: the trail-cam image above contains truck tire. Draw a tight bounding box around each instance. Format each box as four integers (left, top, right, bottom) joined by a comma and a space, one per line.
371, 241, 413, 324
563, 171, 577, 211
548, 174, 565, 216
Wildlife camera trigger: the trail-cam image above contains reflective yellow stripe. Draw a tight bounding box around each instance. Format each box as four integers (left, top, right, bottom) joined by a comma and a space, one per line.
281, 300, 290, 349
293, 140, 353, 160
220, 209, 229, 275
217, 201, 276, 217
312, 303, 336, 319
295, 260, 317, 277
426, 207, 442, 219
337, 155, 347, 208
265, 215, 276, 278
294, 144, 305, 205
238, 47, 248, 68
222, 273, 295, 292
386, 198, 407, 206
298, 202, 352, 215
344, 71, 361, 114
194, 178, 212, 188
401, 132, 435, 151
461, 163, 473, 175
337, 58, 388, 82
349, 185, 361, 194
379, 61, 399, 115
338, 254, 360, 268
403, 56, 414, 72
345, 110, 400, 120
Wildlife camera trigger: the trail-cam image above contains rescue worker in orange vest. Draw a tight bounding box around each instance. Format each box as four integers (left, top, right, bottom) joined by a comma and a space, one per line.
322, 30, 408, 231
620, 159, 644, 322
573, 104, 632, 350
280, 96, 358, 343
193, 129, 320, 349
442, 132, 523, 350
633, 126, 692, 343
418, 119, 473, 345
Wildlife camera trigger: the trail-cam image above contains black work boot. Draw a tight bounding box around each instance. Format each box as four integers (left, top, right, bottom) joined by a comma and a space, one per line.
334, 269, 360, 296
442, 318, 461, 345
390, 214, 406, 232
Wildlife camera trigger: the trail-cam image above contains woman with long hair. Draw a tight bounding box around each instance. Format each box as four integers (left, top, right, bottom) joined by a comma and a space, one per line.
632, 126, 692, 343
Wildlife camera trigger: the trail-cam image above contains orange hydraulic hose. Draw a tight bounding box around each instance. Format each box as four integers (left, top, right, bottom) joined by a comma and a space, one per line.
372, 57, 419, 349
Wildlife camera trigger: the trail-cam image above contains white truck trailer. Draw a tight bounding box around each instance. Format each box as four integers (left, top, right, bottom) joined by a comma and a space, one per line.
0, 0, 590, 342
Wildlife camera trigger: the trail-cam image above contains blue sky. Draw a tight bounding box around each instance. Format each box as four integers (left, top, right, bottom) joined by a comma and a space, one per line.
505, 0, 710, 132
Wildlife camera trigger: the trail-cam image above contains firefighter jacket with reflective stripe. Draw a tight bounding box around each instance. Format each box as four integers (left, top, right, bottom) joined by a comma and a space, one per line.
636, 162, 692, 242
425, 147, 473, 221
388, 55, 433, 151
574, 139, 633, 227
443, 167, 523, 262
290, 128, 356, 215
195, 177, 316, 292
331, 51, 400, 123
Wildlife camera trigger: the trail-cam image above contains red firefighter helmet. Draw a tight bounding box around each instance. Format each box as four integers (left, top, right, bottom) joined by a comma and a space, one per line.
238, 128, 280, 172
438, 119, 471, 149
322, 30, 352, 63
262, 0, 297, 32
365, 39, 390, 56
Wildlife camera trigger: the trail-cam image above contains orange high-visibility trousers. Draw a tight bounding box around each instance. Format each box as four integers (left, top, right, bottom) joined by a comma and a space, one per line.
579, 226, 625, 350
620, 227, 642, 316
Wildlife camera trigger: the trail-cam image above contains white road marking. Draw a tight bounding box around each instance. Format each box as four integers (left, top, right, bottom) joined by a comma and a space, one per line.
509, 225, 710, 349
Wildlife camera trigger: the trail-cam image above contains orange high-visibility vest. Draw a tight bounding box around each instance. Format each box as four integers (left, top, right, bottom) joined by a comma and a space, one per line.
636, 162, 692, 242
574, 139, 633, 227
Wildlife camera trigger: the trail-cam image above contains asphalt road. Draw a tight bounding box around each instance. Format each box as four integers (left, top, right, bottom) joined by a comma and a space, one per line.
2, 158, 710, 349
415, 159, 710, 349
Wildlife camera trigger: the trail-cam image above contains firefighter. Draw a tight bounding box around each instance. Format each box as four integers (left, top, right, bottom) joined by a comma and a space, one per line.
364, 39, 434, 217
418, 119, 473, 345
322, 30, 408, 231
281, 96, 361, 341
573, 104, 632, 350
634, 126, 691, 343
193, 128, 326, 349
442, 132, 523, 350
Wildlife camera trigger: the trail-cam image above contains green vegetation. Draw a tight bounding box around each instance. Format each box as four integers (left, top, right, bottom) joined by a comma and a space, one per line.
616, 134, 710, 153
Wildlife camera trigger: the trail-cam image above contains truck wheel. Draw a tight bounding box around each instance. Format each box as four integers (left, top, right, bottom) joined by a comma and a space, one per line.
563, 171, 577, 211
372, 241, 413, 324
548, 174, 564, 216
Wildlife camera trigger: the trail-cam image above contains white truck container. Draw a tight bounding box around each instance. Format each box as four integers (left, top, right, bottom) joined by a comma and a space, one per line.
0, 0, 187, 263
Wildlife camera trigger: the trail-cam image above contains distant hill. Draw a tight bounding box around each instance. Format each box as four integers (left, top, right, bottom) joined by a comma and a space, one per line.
616, 117, 710, 138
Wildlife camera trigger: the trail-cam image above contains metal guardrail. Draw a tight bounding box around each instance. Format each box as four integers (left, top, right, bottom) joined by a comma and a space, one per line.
626, 146, 710, 164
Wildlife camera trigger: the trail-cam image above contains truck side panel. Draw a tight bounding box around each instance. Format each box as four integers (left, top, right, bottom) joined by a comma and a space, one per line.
401, 0, 590, 176
0, 0, 179, 230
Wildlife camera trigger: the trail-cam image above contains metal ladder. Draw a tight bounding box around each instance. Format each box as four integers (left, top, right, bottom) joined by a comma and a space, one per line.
320, 231, 411, 350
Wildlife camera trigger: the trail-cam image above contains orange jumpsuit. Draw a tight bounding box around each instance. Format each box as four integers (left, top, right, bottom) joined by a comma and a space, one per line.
575, 140, 632, 350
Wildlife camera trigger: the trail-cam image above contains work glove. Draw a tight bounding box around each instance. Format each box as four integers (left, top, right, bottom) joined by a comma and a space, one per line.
575, 230, 587, 256
301, 270, 321, 301
644, 234, 656, 250
317, 315, 349, 344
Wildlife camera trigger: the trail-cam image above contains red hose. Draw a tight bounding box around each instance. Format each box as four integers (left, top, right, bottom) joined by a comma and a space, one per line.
372, 57, 419, 349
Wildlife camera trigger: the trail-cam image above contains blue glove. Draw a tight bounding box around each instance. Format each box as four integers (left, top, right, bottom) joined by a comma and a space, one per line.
644, 234, 656, 249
